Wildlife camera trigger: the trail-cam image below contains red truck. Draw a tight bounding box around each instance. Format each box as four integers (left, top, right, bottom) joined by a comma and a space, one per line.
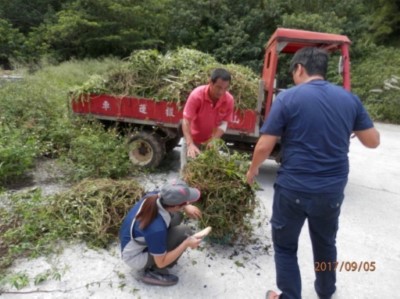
72, 28, 351, 167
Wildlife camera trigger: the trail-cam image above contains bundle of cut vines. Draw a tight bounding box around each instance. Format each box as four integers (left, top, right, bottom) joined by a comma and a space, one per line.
48, 178, 144, 247
0, 179, 144, 272
71, 48, 259, 110
182, 140, 257, 244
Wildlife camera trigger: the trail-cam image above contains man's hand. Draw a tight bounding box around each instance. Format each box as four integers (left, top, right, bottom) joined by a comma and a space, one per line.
246, 134, 278, 185
246, 168, 259, 185
187, 143, 201, 158
206, 138, 218, 150
183, 204, 202, 219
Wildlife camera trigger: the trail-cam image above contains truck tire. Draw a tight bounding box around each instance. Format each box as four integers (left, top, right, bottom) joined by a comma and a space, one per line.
128, 132, 165, 168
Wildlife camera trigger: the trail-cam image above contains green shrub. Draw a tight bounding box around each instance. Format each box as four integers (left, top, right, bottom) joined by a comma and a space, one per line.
352, 46, 400, 123
364, 89, 400, 123
61, 123, 133, 181
0, 58, 124, 155
0, 123, 39, 185
0, 58, 128, 182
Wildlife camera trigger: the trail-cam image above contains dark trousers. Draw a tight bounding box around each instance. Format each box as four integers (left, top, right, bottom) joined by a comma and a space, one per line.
145, 212, 192, 270
271, 185, 344, 299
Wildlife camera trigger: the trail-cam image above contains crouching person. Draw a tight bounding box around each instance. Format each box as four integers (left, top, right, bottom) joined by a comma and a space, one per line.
119, 179, 202, 286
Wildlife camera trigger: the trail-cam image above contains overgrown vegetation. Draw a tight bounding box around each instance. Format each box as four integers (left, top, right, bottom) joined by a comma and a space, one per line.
0, 122, 39, 183
182, 140, 257, 244
61, 122, 133, 181
352, 46, 400, 123
0, 179, 144, 277
0, 59, 136, 185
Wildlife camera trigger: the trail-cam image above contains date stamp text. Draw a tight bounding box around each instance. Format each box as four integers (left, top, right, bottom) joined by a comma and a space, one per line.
314, 261, 376, 272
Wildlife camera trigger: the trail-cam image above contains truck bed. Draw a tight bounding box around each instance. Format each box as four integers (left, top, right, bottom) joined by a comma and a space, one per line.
72, 94, 259, 135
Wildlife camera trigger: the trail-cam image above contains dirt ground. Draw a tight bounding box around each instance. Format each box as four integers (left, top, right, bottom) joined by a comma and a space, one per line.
1, 122, 399, 299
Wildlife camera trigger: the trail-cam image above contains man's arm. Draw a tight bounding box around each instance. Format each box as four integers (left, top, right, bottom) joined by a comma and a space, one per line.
182, 118, 201, 158
354, 127, 380, 148
246, 134, 278, 184
182, 118, 194, 145
211, 121, 228, 139
209, 96, 233, 142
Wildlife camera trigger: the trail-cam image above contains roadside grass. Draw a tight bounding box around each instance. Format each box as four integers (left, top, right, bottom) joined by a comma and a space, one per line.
0, 179, 144, 284
0, 58, 134, 185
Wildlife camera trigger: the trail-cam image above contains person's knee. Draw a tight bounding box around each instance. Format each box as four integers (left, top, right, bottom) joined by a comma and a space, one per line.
175, 225, 192, 242
167, 225, 192, 249
170, 212, 184, 227
272, 225, 300, 254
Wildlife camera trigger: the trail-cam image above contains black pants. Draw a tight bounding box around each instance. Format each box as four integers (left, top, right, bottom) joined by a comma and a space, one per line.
271, 185, 344, 299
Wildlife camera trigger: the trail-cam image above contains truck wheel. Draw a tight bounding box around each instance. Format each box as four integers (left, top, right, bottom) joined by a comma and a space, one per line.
128, 132, 165, 168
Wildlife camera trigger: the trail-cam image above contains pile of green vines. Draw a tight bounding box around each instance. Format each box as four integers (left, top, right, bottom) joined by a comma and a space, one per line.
182, 140, 257, 244
0, 179, 143, 274
71, 48, 259, 110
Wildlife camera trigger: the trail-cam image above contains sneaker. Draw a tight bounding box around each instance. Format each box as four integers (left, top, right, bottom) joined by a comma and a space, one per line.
266, 290, 280, 299
167, 261, 177, 268
141, 268, 179, 286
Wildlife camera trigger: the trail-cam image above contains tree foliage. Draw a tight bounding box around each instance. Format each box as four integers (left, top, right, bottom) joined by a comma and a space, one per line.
0, 0, 68, 33
366, 0, 400, 46
0, 19, 25, 67
0, 0, 399, 121
161, 0, 274, 71
281, 12, 344, 34
0, 0, 398, 67
32, 0, 170, 60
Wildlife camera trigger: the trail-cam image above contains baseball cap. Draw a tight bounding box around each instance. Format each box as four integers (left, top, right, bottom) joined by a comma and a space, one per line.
160, 179, 201, 207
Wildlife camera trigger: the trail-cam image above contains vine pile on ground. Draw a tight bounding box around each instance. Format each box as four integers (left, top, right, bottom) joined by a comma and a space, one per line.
0, 179, 143, 276
182, 140, 257, 244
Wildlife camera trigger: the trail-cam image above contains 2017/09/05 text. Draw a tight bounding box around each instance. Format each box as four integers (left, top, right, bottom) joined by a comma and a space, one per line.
315, 261, 376, 272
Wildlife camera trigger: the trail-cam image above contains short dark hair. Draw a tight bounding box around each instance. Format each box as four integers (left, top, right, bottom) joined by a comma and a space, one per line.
289, 47, 328, 78
210, 68, 231, 83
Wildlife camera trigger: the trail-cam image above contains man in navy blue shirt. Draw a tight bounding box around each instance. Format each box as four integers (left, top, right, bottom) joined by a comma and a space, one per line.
246, 47, 380, 299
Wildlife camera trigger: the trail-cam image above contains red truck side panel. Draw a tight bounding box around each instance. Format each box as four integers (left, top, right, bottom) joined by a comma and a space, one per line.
72, 94, 257, 134
229, 110, 257, 133
89, 94, 121, 117
120, 97, 182, 123
154, 101, 183, 124
121, 97, 155, 120
71, 98, 90, 114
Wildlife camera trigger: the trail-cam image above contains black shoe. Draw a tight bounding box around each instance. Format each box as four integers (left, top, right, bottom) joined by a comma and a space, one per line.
167, 261, 177, 268
141, 268, 179, 286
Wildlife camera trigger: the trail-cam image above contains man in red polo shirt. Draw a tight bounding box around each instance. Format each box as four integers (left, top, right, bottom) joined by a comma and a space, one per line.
180, 68, 234, 171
